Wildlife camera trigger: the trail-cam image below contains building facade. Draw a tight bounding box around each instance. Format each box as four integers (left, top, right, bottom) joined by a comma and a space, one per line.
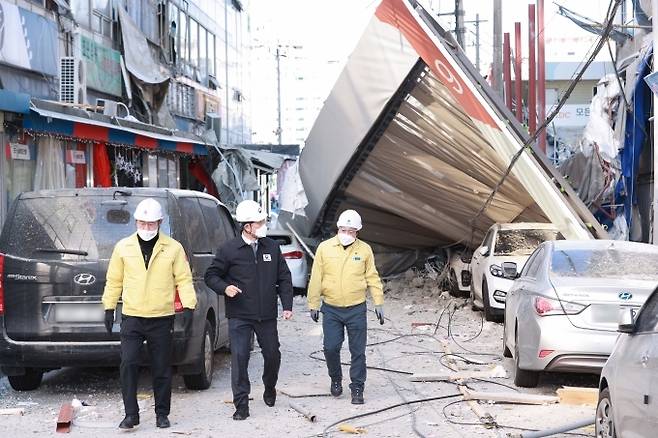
0, 0, 252, 228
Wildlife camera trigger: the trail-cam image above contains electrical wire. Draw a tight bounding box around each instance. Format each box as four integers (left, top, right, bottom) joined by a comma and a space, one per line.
468, 0, 623, 230
321, 392, 463, 438
441, 399, 594, 436
307, 350, 413, 375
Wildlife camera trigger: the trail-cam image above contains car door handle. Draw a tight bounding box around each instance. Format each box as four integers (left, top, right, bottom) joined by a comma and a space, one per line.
641, 355, 649, 366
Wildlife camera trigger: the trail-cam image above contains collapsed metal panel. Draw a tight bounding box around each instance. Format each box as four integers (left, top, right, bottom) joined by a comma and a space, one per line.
299, 0, 606, 249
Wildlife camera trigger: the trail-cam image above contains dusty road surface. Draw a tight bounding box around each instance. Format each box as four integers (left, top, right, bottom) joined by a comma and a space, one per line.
0, 273, 598, 437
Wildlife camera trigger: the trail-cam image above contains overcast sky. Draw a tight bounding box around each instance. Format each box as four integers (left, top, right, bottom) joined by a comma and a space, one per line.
251, 0, 616, 73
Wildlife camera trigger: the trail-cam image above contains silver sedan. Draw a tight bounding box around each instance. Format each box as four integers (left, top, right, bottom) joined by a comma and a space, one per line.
597, 285, 658, 438
503, 239, 658, 388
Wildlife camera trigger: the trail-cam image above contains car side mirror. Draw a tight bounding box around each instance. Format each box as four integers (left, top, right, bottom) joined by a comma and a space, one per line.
618, 308, 637, 334
502, 262, 518, 279
479, 246, 489, 257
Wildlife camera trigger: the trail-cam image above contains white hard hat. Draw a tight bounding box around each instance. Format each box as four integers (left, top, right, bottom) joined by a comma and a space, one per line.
235, 199, 267, 223
336, 209, 362, 231
134, 198, 164, 222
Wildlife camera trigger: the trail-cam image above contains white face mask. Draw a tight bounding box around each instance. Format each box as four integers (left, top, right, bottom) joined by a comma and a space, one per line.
254, 224, 268, 239
337, 232, 356, 246
137, 229, 158, 241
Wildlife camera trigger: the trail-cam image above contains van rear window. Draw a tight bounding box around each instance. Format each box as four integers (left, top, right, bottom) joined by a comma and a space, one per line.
0, 196, 170, 260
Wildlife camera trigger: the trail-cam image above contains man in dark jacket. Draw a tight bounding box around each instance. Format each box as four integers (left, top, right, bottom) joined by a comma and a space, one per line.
205, 200, 293, 421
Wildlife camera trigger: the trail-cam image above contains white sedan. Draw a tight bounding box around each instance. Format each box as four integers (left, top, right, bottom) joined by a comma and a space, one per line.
269, 229, 309, 295
470, 222, 561, 321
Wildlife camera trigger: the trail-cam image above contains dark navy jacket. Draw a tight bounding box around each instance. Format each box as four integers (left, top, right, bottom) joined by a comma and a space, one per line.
204, 236, 293, 320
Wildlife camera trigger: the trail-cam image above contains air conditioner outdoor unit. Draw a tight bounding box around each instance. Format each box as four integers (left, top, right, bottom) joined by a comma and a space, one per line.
59, 57, 87, 105
206, 112, 221, 143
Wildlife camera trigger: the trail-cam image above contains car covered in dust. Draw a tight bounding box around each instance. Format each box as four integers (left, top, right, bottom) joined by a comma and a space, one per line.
503, 239, 658, 388
0, 188, 236, 391
469, 223, 562, 321
596, 284, 658, 438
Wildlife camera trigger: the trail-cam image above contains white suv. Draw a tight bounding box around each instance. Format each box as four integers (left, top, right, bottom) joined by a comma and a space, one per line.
469, 223, 562, 321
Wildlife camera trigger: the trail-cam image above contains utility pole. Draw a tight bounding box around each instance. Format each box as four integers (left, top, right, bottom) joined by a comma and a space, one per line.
464, 14, 487, 72
276, 46, 282, 145
648, 0, 658, 245
455, 0, 465, 48
492, 0, 503, 96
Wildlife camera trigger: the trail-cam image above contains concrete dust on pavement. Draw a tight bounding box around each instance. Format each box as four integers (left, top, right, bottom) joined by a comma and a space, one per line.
0, 271, 596, 437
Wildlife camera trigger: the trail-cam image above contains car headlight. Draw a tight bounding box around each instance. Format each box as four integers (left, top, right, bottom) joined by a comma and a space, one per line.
490, 264, 504, 278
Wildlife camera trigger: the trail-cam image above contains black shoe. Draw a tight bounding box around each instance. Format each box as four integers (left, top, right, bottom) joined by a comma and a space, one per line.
351, 388, 364, 405
263, 387, 276, 407
232, 409, 250, 421
118, 414, 140, 429
330, 380, 343, 397
156, 415, 170, 428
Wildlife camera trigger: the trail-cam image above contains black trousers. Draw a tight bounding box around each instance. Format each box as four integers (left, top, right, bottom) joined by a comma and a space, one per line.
321, 302, 367, 392
120, 315, 174, 416
229, 318, 281, 410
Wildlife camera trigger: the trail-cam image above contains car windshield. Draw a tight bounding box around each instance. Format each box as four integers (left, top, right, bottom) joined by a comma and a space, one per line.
551, 248, 658, 280
0, 195, 170, 260
494, 229, 561, 256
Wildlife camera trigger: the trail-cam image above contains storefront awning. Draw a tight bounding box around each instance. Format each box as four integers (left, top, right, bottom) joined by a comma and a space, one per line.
0, 90, 30, 114
23, 106, 208, 155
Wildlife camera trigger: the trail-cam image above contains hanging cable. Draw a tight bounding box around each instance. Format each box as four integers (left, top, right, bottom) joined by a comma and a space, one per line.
468, 0, 623, 229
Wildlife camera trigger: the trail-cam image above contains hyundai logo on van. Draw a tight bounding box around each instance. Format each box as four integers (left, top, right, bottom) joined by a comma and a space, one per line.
618, 292, 633, 301
74, 273, 96, 286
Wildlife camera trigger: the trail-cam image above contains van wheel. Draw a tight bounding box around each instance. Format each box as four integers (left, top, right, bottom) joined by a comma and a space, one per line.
8, 368, 43, 391
514, 330, 539, 388
183, 320, 215, 390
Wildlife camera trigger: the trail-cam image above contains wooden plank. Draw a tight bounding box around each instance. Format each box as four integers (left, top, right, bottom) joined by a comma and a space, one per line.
410, 370, 505, 382
461, 388, 559, 405
0, 408, 25, 416
439, 341, 496, 430
557, 386, 599, 406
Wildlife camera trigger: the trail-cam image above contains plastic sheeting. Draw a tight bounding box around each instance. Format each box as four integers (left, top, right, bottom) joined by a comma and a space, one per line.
118, 7, 169, 84
279, 160, 308, 217
617, 45, 652, 229
211, 148, 259, 211
558, 74, 621, 208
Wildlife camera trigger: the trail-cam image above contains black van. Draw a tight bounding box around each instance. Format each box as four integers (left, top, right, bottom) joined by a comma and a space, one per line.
0, 188, 236, 391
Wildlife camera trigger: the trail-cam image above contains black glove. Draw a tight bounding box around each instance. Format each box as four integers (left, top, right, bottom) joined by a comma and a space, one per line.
182, 308, 194, 336
310, 309, 319, 323
104, 310, 114, 333
374, 305, 385, 325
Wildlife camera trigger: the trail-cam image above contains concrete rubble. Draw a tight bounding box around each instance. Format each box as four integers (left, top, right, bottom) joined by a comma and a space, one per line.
0, 269, 597, 437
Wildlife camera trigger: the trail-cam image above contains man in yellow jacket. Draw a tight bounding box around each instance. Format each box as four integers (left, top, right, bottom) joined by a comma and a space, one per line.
307, 209, 384, 405
102, 198, 196, 430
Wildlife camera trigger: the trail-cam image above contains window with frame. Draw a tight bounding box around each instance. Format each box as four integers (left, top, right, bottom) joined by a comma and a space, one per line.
190, 19, 199, 69
523, 248, 544, 278
177, 197, 211, 254
634, 290, 658, 333
198, 198, 231, 250
178, 8, 188, 62
92, 0, 112, 37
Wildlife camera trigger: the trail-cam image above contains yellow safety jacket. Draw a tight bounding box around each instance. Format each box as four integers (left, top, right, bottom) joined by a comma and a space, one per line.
102, 233, 197, 317
307, 236, 383, 310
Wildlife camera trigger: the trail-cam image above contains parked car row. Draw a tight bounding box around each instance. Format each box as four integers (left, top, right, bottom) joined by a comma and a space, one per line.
463, 222, 658, 437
